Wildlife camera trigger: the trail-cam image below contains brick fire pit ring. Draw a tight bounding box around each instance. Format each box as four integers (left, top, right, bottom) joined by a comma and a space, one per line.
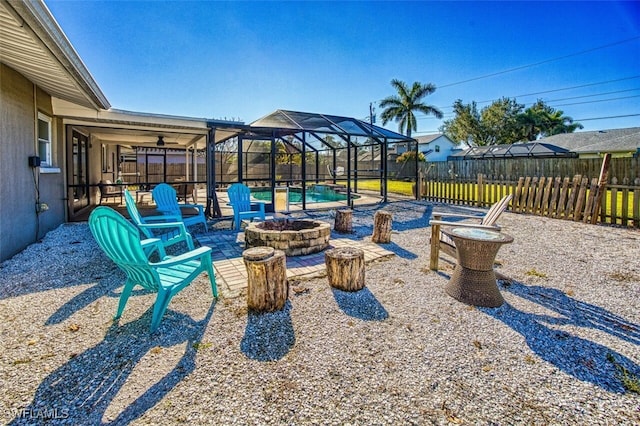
244, 219, 331, 256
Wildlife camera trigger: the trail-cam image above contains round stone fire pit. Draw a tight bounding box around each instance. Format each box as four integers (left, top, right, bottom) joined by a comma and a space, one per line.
244, 219, 331, 256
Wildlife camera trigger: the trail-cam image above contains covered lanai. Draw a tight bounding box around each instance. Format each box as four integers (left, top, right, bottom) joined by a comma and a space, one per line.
208, 110, 417, 215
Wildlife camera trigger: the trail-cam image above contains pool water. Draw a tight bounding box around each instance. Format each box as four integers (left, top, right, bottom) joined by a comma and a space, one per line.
251, 187, 358, 204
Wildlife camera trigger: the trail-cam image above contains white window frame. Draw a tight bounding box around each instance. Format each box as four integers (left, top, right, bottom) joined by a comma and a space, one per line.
37, 112, 52, 167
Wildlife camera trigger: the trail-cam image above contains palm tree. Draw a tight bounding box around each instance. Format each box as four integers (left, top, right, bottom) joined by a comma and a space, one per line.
379, 79, 443, 137
519, 100, 583, 140
545, 110, 583, 136
517, 108, 545, 141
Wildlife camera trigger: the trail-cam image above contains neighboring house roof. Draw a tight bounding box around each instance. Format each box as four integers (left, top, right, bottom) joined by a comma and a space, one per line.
451, 142, 577, 159
539, 127, 640, 154
413, 134, 457, 159
0, 0, 109, 109
414, 134, 455, 145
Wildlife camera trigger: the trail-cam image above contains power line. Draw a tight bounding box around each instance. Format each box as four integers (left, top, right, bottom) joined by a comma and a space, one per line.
417, 95, 640, 119
433, 76, 640, 111
574, 113, 640, 121
412, 112, 640, 134
552, 94, 640, 107
373, 38, 640, 122
542, 88, 640, 103
512, 76, 640, 98
437, 37, 640, 89
372, 76, 640, 121
414, 93, 640, 121
414, 81, 640, 119
411, 80, 640, 131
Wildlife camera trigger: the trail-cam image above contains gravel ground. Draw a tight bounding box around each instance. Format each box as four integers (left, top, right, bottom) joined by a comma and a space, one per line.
0, 200, 639, 425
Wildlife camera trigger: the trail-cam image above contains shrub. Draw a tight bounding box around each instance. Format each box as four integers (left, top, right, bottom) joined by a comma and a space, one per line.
396, 151, 426, 163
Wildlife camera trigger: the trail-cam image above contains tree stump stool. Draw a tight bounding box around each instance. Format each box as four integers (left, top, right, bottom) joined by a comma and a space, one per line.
324, 247, 365, 292
334, 209, 353, 233
243, 246, 288, 312
371, 211, 392, 243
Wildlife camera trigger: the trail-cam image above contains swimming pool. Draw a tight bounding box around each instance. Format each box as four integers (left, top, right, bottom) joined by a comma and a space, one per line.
250, 186, 359, 204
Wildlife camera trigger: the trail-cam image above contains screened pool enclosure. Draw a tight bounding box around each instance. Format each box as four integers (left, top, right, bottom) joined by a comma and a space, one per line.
208, 110, 418, 215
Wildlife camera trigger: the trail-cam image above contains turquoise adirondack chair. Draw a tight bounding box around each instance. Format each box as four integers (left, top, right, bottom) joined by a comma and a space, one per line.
152, 183, 208, 232
124, 189, 195, 251
227, 183, 266, 230
89, 206, 217, 332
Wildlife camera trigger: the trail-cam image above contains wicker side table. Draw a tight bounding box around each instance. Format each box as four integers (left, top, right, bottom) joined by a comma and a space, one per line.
441, 227, 513, 308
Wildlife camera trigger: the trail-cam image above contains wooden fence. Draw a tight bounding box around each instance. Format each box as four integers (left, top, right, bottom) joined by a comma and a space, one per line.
427, 157, 640, 182
423, 174, 640, 228
121, 163, 207, 182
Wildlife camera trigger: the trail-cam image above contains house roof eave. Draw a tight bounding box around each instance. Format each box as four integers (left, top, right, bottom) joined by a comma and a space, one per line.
1, 0, 110, 110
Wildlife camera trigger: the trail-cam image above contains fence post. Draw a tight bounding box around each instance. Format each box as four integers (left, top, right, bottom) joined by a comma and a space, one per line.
610, 177, 619, 225
477, 174, 484, 207
591, 153, 611, 224
430, 214, 441, 270
633, 182, 640, 228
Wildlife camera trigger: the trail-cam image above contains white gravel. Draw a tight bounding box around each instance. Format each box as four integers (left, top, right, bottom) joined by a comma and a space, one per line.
1, 200, 639, 425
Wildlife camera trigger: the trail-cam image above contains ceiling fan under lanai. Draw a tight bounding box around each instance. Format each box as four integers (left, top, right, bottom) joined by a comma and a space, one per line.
155, 135, 179, 147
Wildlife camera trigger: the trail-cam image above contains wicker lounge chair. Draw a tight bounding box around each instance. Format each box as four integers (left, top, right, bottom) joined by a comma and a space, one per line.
429, 194, 512, 270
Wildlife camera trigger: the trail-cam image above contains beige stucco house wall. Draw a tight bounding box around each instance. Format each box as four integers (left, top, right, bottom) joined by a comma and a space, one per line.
0, 0, 110, 261
0, 64, 67, 260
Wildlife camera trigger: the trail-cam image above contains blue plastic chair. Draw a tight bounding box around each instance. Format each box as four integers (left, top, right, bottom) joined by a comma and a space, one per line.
152, 183, 208, 232
124, 189, 195, 252
89, 206, 217, 332
227, 183, 266, 230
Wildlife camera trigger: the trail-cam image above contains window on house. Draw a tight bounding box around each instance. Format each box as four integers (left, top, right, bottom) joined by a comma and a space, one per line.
435, 145, 440, 153
37, 112, 52, 166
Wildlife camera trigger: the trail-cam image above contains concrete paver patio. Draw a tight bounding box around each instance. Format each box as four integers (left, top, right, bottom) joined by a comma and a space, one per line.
197, 227, 395, 298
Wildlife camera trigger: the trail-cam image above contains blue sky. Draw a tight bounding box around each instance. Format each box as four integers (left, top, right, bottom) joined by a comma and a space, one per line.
45, 1, 639, 134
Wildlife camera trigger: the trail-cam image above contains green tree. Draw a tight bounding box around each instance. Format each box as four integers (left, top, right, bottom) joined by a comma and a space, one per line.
443, 98, 583, 146
441, 100, 484, 146
517, 107, 545, 141
547, 112, 583, 135
379, 79, 443, 137
442, 98, 526, 145
442, 99, 518, 146
480, 97, 524, 145
518, 100, 583, 140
